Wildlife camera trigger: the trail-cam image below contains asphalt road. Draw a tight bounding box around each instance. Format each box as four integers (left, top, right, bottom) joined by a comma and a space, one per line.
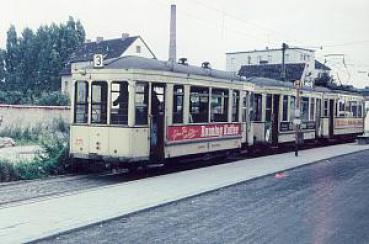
36, 150, 369, 244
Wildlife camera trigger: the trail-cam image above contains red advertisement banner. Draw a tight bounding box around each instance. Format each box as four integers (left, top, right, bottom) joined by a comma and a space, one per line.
335, 118, 364, 128
167, 123, 242, 142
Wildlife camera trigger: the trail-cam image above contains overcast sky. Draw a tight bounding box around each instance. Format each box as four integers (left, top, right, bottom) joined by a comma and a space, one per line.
1, 0, 369, 87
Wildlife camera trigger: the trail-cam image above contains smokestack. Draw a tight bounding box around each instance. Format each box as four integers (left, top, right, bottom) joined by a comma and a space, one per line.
169, 4, 176, 62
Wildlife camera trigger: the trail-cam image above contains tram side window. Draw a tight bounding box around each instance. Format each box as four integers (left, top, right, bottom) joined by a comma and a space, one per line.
282, 95, 288, 122
358, 103, 363, 118
111, 81, 129, 125
91, 81, 108, 124
323, 100, 329, 117
310, 98, 315, 121
74, 81, 88, 123
301, 97, 309, 121
190, 87, 209, 123
135, 82, 149, 125
289, 96, 295, 121
242, 95, 247, 122
265, 94, 272, 122
211, 89, 228, 122
251, 94, 262, 122
173, 85, 184, 123
232, 90, 240, 122
350, 101, 358, 117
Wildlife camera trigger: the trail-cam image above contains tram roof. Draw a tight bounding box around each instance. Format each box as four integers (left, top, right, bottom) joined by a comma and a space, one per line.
86, 56, 245, 81
246, 77, 362, 96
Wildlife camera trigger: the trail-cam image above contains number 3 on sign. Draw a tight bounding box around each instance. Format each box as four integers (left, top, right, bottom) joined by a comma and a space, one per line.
93, 54, 104, 68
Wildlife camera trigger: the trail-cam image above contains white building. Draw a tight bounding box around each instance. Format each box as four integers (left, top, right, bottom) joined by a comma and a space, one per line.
60, 34, 156, 95
226, 47, 330, 87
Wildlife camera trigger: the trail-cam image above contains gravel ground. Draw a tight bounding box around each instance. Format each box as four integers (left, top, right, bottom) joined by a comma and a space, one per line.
36, 150, 369, 244
0, 174, 125, 206
0, 145, 41, 162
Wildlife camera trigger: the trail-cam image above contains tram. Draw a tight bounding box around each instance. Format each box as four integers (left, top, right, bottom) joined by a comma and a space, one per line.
69, 55, 365, 167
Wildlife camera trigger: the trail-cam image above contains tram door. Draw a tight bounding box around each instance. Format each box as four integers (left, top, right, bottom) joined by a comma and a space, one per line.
328, 99, 335, 138
272, 95, 280, 145
150, 83, 166, 162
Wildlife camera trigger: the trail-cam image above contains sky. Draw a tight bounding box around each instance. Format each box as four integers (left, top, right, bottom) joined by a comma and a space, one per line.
1, 0, 369, 87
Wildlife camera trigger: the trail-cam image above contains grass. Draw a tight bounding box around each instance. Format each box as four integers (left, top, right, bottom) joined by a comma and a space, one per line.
0, 117, 71, 182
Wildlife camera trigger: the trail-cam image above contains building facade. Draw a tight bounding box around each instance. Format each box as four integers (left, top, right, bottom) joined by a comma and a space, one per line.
226, 47, 330, 87
60, 34, 156, 95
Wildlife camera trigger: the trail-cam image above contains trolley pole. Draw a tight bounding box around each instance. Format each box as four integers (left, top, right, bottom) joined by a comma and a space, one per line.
294, 80, 301, 157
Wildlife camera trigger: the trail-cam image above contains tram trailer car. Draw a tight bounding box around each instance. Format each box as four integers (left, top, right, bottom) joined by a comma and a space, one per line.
69, 56, 365, 167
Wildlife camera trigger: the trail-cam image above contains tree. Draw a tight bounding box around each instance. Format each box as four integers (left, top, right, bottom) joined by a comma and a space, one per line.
2, 17, 85, 101
5, 25, 19, 91
0, 49, 5, 83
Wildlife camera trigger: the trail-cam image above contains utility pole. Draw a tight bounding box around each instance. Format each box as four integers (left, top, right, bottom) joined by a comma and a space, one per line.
294, 80, 301, 157
281, 43, 288, 81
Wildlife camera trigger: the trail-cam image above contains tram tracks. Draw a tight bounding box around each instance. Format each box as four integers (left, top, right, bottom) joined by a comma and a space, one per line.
0, 140, 350, 208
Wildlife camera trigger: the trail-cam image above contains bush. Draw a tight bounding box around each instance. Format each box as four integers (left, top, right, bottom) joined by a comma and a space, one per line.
35, 92, 70, 106
0, 132, 70, 182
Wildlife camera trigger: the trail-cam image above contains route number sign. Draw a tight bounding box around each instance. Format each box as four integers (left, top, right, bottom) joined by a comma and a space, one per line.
93, 54, 104, 68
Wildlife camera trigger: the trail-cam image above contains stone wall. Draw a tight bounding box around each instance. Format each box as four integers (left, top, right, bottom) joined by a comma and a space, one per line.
0, 105, 70, 129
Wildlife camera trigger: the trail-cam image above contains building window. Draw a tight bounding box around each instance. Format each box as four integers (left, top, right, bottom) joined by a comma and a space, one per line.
74, 81, 88, 123
265, 94, 272, 122
232, 90, 240, 122
136, 45, 141, 53
211, 89, 228, 122
247, 56, 252, 64
111, 81, 129, 125
257, 55, 262, 64
289, 96, 295, 121
189, 86, 209, 123
301, 97, 309, 121
268, 55, 272, 63
91, 81, 108, 124
251, 93, 262, 122
282, 95, 288, 122
310, 98, 315, 121
135, 82, 149, 125
173, 85, 184, 123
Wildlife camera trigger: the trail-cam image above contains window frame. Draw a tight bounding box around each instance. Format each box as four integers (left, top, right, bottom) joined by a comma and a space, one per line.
211, 88, 229, 123
189, 86, 209, 124
110, 81, 129, 125
74, 80, 89, 124
135, 82, 149, 126
90, 81, 108, 124
173, 85, 184, 124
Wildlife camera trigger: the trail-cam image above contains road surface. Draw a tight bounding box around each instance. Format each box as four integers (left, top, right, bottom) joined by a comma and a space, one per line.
36, 149, 369, 244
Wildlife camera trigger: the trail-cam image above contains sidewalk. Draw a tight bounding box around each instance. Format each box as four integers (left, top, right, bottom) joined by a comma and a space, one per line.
0, 143, 368, 243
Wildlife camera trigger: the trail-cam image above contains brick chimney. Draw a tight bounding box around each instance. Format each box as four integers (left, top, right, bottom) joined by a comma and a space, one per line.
168, 4, 176, 62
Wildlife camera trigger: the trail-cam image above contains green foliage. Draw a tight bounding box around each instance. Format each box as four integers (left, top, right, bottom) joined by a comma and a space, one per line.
0, 118, 70, 182
2, 17, 85, 95
34, 91, 70, 106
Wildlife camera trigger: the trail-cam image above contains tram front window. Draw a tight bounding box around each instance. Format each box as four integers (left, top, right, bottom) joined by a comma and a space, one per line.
74, 81, 88, 123
135, 82, 149, 125
251, 94, 262, 122
111, 81, 128, 125
91, 81, 108, 124
190, 87, 209, 123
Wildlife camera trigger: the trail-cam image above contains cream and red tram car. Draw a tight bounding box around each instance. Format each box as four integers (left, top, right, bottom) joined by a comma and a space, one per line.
70, 56, 250, 164
69, 56, 365, 166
